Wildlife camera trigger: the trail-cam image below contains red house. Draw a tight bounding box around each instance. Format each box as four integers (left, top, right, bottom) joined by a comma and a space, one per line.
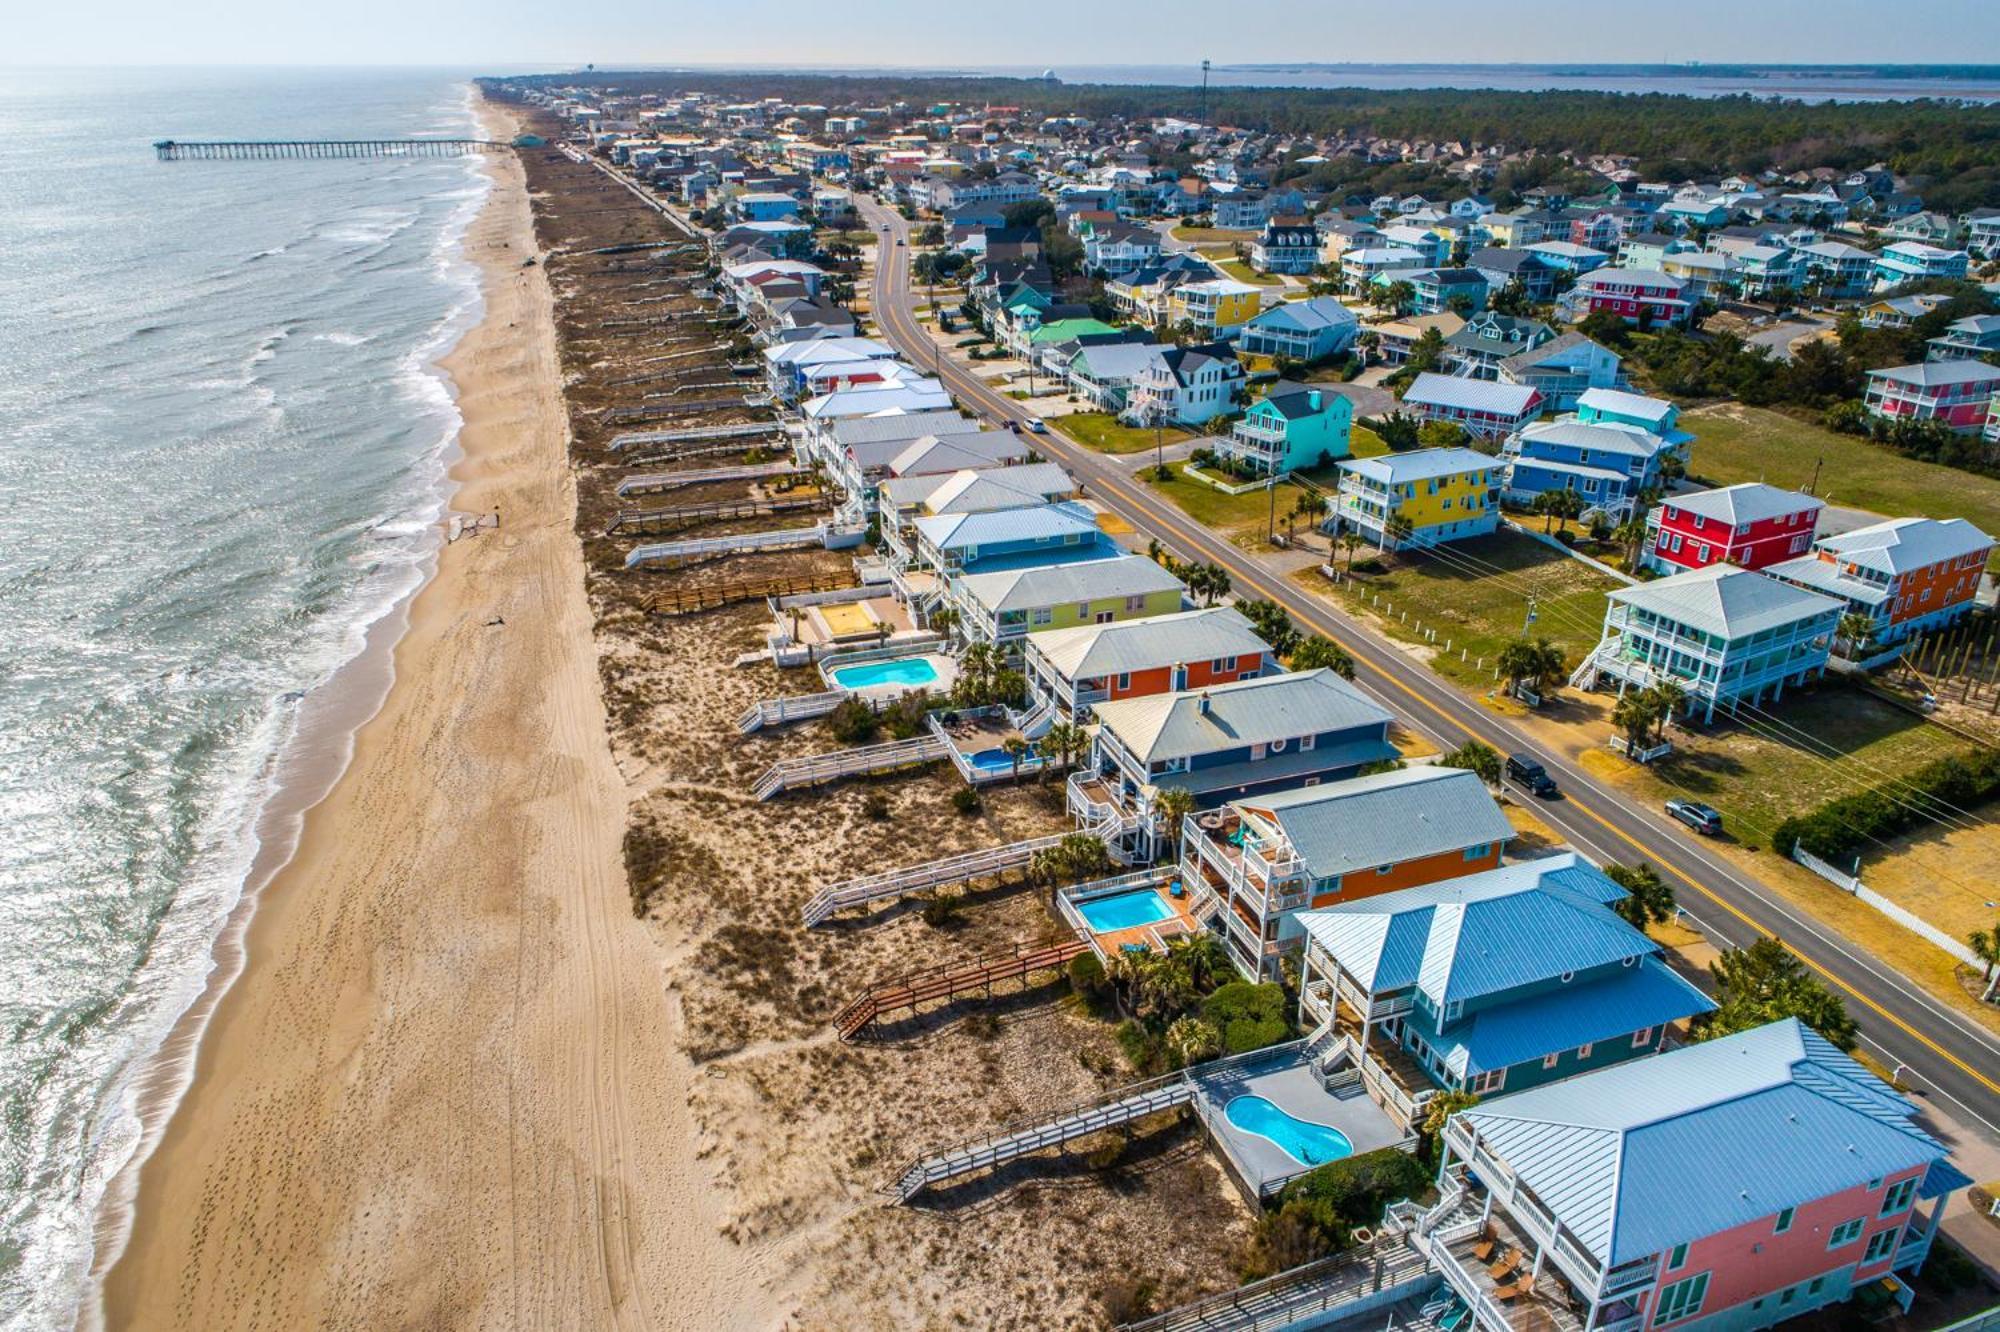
1644, 483, 1824, 575
1567, 267, 1691, 327
1864, 361, 2000, 433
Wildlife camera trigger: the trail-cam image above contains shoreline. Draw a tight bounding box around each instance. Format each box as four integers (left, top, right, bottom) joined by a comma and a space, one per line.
95, 94, 742, 1330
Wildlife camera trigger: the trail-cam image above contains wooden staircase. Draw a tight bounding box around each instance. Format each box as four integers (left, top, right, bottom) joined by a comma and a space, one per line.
749, 735, 949, 801
641, 571, 855, 616
800, 832, 1071, 926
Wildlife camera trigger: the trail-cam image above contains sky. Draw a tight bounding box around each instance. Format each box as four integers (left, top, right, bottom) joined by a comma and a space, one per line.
9, 0, 1999, 68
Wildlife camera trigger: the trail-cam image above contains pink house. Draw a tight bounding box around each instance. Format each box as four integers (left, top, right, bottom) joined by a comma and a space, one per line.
1398, 1020, 1962, 1332
1864, 361, 2000, 433
1645, 483, 1824, 575
1402, 372, 1544, 441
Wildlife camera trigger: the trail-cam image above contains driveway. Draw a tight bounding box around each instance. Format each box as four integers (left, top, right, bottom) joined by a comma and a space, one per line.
1745, 314, 1830, 362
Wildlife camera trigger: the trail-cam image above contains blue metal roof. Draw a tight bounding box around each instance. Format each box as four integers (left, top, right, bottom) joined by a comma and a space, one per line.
914, 499, 1099, 552
1459, 1020, 1949, 1267
1404, 955, 1713, 1078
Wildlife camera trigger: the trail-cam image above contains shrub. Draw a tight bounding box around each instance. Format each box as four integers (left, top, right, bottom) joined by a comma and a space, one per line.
949, 786, 982, 815
826, 696, 879, 744
1115, 1019, 1164, 1074
1772, 747, 2000, 863
920, 891, 964, 928
1084, 1138, 1125, 1171
1200, 981, 1291, 1055
1067, 952, 1109, 998
862, 792, 891, 821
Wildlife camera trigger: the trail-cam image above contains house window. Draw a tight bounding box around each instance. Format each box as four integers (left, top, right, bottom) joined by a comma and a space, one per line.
1576, 1041, 1593, 1059
1828, 1218, 1866, 1249
1881, 1177, 1918, 1216
1775, 1207, 1795, 1234
1300, 734, 1315, 750
1653, 1273, 1709, 1327
1115, 672, 1131, 691
1542, 1052, 1560, 1070
1463, 843, 1490, 861
1632, 1026, 1653, 1048
1031, 608, 1054, 626
1473, 1068, 1506, 1094
1862, 1229, 1898, 1265
1125, 595, 1147, 611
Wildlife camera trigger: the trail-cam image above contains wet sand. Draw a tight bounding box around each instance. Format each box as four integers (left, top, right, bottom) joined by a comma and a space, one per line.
97, 98, 756, 1331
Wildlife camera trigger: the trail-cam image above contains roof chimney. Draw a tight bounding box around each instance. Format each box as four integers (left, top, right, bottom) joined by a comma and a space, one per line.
1197, 691, 1211, 715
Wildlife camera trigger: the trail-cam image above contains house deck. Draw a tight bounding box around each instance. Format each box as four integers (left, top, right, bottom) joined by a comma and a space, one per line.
1190, 1046, 1407, 1199
1437, 1208, 1589, 1332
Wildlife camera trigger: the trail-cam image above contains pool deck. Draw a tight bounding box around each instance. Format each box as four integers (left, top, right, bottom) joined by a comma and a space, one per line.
1191, 1047, 1406, 1198
1076, 880, 1202, 957
831, 651, 959, 699
781, 594, 915, 650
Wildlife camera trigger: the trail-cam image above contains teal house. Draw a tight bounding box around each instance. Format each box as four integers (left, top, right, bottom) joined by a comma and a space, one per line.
1216, 380, 1353, 477
1296, 853, 1713, 1129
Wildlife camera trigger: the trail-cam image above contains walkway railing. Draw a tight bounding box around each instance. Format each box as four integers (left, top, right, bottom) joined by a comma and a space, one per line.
616, 462, 801, 497
1120, 1236, 1437, 1332
738, 689, 856, 735
750, 735, 948, 802
609, 421, 784, 452
829, 938, 1088, 1039
643, 570, 855, 616
625, 524, 825, 569
801, 831, 1071, 926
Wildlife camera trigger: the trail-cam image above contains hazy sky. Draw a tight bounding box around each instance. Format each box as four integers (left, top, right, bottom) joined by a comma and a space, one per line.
10, 0, 1999, 67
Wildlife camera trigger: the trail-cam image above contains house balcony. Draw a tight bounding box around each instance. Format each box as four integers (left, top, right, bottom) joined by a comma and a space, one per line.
1415, 1175, 1595, 1332
1440, 1124, 1612, 1301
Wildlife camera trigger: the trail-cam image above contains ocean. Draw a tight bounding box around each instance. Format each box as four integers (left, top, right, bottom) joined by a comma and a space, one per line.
0, 66, 488, 1328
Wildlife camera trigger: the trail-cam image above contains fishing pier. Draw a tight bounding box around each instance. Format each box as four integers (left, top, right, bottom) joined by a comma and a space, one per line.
153, 139, 517, 162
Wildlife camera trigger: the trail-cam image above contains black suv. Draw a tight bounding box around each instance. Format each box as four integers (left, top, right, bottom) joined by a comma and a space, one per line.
1505, 753, 1560, 799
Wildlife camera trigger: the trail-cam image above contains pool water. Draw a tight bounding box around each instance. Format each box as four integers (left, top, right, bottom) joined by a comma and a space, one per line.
831, 657, 940, 690
967, 747, 1028, 772
1075, 888, 1173, 933
1225, 1095, 1355, 1166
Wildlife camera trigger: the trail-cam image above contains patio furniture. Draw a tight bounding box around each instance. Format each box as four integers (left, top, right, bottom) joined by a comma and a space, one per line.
1492, 1281, 1522, 1303
1487, 1249, 1524, 1281
1471, 1237, 1497, 1263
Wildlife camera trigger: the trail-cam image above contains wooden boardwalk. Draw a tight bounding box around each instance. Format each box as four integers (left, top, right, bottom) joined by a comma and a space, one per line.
829, 939, 1088, 1040
609, 421, 781, 452
604, 496, 824, 538
738, 689, 856, 735
624, 524, 823, 569
750, 735, 949, 801
800, 832, 1072, 926
1120, 1238, 1437, 1332
642, 571, 854, 616
154, 138, 507, 161
602, 395, 769, 425
617, 462, 801, 498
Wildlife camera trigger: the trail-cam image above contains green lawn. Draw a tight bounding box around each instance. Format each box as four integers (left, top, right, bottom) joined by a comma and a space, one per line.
1171, 223, 1254, 244
1685, 404, 2000, 558
1212, 258, 1281, 286
1145, 463, 1313, 533
1060, 412, 1193, 456
1598, 688, 1970, 852
1300, 528, 1624, 690
1349, 425, 1390, 459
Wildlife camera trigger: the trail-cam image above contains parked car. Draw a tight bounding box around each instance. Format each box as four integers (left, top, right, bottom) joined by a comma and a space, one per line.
1505, 753, 1560, 799
1025, 417, 1048, 434
1665, 798, 1723, 836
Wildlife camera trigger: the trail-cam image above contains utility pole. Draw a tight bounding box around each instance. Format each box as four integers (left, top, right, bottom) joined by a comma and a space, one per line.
1200, 60, 1212, 127
1807, 454, 1823, 496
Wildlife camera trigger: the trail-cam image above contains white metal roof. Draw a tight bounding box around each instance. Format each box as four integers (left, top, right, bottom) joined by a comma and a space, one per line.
1609, 564, 1844, 640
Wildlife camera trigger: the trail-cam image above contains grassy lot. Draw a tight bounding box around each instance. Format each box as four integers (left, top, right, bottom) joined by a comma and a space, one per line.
1171, 223, 1254, 244
1862, 820, 2000, 947
1144, 462, 1312, 533
1060, 412, 1194, 456
1685, 403, 2000, 558
1298, 528, 1623, 690
1349, 424, 1390, 459
1213, 258, 1281, 286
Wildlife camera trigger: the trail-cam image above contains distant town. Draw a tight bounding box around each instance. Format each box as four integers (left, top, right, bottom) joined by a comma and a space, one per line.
486, 71, 2000, 1332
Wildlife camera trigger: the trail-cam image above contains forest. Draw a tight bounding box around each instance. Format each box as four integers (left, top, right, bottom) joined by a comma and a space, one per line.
506, 71, 2000, 210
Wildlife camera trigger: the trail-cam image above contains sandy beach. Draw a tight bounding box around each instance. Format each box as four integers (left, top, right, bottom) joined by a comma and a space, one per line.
97, 100, 753, 1330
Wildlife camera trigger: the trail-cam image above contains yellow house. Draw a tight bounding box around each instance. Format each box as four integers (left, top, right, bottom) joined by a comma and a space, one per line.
1168, 278, 1263, 336
1333, 447, 1500, 549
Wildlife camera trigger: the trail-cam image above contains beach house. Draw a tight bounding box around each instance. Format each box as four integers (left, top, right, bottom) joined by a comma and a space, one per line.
1122, 341, 1246, 428
1237, 297, 1361, 364
1501, 395, 1691, 521
949, 554, 1186, 655
1766, 516, 1994, 652
1214, 380, 1353, 477
1333, 448, 1501, 550
1297, 853, 1714, 1124
1644, 484, 1824, 576
876, 463, 1078, 571
1494, 334, 1626, 412
1873, 241, 1969, 289
1563, 268, 1691, 327
1400, 374, 1544, 442
1020, 605, 1275, 725
1250, 221, 1323, 275
761, 336, 900, 403
1862, 361, 2000, 433
1570, 565, 1843, 723
1414, 1020, 1961, 1332
1166, 279, 1264, 339
1443, 314, 1554, 380
1182, 765, 1516, 982
1066, 669, 1399, 863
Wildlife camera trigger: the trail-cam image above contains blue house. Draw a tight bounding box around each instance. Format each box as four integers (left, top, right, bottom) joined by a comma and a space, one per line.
1297, 853, 1715, 1125
1070, 669, 1398, 862
1237, 297, 1361, 364
911, 500, 1117, 580
1216, 380, 1354, 476
1501, 396, 1692, 521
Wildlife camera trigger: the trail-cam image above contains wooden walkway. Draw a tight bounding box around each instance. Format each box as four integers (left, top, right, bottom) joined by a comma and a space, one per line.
800, 832, 1072, 926
1119, 1238, 1437, 1332
154, 138, 506, 161
617, 462, 801, 498
830, 939, 1089, 1040
624, 524, 824, 569
609, 421, 782, 452
643, 571, 855, 616
739, 689, 855, 735
890, 1073, 1196, 1203
602, 395, 769, 425
750, 735, 949, 801
604, 496, 824, 537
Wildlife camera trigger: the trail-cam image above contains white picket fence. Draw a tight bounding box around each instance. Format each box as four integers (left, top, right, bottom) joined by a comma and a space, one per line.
1791, 845, 1985, 970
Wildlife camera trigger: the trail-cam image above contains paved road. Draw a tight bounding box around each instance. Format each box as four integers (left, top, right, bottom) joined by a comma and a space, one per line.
1746, 315, 1831, 362
858, 195, 2000, 1140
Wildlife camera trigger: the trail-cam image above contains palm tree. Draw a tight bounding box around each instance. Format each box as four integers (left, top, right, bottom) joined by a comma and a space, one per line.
1837, 612, 1876, 659
929, 605, 961, 640
1968, 924, 2000, 1002
1606, 862, 1677, 928
1042, 719, 1088, 775
1002, 735, 1031, 784
1649, 679, 1687, 744
1384, 513, 1416, 550
1612, 513, 1651, 571
1152, 786, 1199, 861
1202, 562, 1233, 605
1535, 487, 1584, 535
1497, 638, 1544, 698
1613, 689, 1662, 754
1338, 529, 1364, 574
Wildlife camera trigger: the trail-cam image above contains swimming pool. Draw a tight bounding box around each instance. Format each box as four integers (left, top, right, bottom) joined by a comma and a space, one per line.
967, 747, 1026, 772
1075, 888, 1173, 933
1225, 1095, 1356, 1167
831, 656, 941, 690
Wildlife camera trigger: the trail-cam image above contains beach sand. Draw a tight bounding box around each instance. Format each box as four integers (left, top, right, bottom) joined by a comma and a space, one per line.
97, 102, 754, 1330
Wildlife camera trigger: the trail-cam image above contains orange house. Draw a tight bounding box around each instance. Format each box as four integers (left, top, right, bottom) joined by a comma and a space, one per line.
1021, 605, 1275, 724
1180, 765, 1517, 981
1768, 515, 1993, 650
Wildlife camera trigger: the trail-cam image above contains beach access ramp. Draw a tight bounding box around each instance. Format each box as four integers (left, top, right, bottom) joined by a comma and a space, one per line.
624, 525, 825, 569
749, 734, 949, 801
1118, 1237, 1437, 1332
799, 832, 1073, 925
